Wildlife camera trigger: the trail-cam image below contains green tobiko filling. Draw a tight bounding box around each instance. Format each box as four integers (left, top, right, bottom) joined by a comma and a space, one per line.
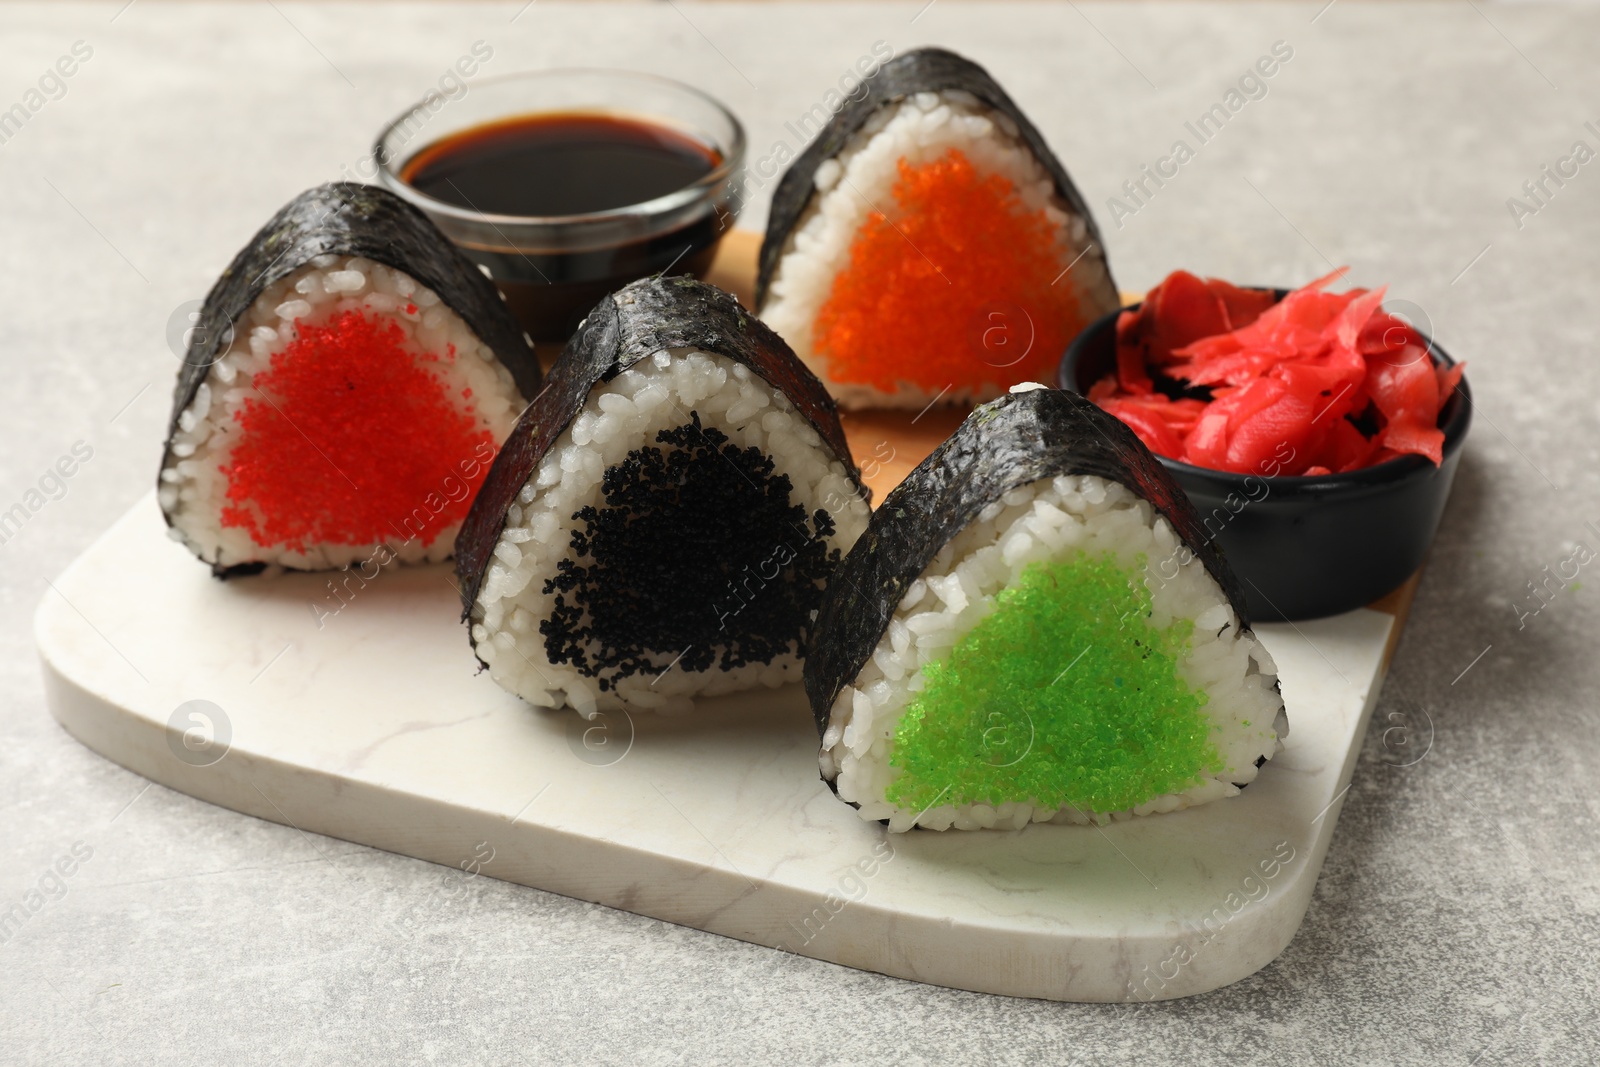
885, 551, 1222, 815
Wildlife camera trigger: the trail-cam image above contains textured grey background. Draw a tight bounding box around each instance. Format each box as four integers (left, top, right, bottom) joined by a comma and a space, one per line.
2, 2, 1597, 1064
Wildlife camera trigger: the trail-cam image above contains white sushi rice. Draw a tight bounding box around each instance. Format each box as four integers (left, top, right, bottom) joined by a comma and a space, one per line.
470, 348, 872, 717
761, 89, 1116, 409
820, 473, 1285, 832
159, 255, 525, 572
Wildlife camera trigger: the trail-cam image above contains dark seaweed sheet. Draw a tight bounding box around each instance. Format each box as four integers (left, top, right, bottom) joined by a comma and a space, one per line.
804, 387, 1265, 753
455, 275, 867, 643
756, 47, 1118, 308
163, 182, 540, 446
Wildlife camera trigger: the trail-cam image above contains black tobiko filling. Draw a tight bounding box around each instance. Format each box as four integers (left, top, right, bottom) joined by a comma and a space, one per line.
540, 413, 840, 691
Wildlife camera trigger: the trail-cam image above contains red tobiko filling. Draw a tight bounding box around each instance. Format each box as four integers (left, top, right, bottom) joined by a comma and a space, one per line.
1091, 269, 1464, 476
219, 309, 496, 553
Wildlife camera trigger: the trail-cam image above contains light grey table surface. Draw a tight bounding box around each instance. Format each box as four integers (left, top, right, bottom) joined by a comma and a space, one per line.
2, 2, 1596, 1063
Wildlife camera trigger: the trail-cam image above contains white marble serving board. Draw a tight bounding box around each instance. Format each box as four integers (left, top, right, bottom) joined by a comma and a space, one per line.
38, 493, 1406, 1002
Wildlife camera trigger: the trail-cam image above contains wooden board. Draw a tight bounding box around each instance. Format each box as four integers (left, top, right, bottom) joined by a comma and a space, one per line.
37, 231, 1419, 1002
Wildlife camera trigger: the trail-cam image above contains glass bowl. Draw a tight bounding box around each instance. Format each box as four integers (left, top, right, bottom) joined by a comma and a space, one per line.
376, 68, 746, 342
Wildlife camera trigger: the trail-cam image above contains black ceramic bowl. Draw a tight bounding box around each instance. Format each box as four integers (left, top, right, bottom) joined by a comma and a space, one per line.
1058, 294, 1471, 622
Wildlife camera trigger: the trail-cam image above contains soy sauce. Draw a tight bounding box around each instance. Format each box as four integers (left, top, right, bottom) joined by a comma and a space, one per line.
401, 112, 722, 217
398, 111, 734, 341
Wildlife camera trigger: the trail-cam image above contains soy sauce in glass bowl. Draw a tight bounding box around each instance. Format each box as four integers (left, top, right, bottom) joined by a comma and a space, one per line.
377, 70, 746, 343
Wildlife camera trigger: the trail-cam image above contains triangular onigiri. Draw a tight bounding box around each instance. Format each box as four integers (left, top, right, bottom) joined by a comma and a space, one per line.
758, 48, 1120, 410
159, 183, 540, 576
458, 277, 871, 715
806, 386, 1286, 831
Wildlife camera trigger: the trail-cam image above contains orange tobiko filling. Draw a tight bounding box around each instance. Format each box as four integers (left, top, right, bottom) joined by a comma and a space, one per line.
219, 309, 495, 553
811, 148, 1083, 395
